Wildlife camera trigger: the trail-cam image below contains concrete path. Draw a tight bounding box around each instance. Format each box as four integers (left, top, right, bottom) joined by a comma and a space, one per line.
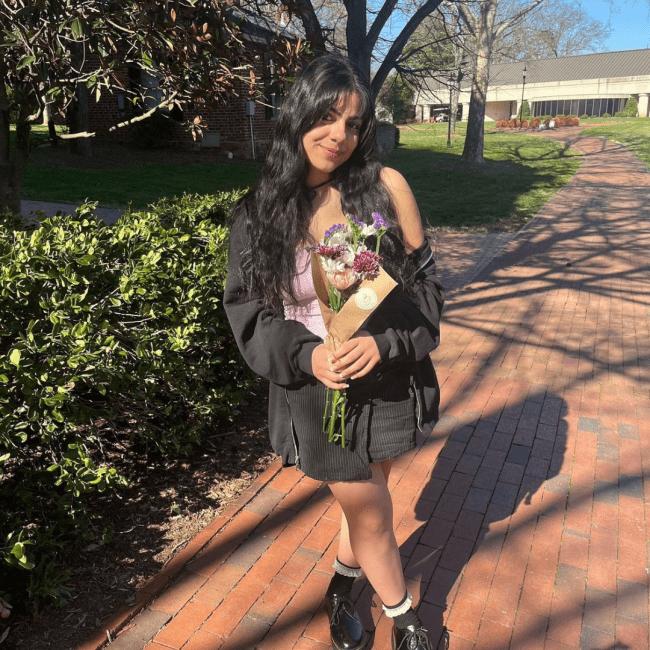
77, 135, 650, 650
20, 200, 122, 225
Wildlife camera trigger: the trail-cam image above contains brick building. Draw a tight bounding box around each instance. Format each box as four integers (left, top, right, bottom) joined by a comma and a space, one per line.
86, 9, 297, 158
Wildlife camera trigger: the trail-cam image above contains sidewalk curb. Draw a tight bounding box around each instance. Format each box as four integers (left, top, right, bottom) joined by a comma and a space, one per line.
75, 458, 283, 650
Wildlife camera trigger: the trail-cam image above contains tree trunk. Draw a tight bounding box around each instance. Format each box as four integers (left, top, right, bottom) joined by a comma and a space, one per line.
293, 0, 327, 52
0, 121, 30, 215
42, 97, 57, 146
460, 2, 495, 165
345, 0, 372, 81
69, 43, 92, 157
0, 58, 27, 215
370, 0, 444, 96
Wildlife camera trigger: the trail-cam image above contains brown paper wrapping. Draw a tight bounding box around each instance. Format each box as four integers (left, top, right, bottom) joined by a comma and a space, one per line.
310, 251, 397, 353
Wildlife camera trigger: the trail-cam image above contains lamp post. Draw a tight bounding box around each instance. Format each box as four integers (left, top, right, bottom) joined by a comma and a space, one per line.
446, 74, 454, 148
519, 65, 527, 126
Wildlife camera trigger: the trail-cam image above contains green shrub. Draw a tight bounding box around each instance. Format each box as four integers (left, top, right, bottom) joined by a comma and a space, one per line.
622, 96, 638, 117
0, 192, 254, 611
519, 100, 531, 119
580, 114, 589, 120
614, 111, 625, 117
602, 112, 611, 118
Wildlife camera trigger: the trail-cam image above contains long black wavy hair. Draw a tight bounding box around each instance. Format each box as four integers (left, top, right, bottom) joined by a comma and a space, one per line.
235, 53, 413, 316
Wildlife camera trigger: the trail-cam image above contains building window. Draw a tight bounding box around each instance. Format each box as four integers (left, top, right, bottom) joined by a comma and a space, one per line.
532, 97, 629, 118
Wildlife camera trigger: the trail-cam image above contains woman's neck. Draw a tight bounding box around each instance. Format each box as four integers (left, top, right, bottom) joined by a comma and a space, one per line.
307, 171, 331, 188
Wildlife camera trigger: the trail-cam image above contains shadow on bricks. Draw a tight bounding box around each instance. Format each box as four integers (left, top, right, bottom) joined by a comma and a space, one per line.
376, 391, 569, 650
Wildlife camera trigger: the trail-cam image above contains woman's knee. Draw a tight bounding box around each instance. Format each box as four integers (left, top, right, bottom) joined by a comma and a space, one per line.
354, 511, 393, 541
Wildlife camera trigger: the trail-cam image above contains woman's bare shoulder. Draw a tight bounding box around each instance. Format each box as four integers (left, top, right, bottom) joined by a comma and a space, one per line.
380, 167, 424, 252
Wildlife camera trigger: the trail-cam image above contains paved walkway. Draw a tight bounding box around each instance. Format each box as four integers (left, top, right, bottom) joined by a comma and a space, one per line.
20, 200, 122, 225
77, 134, 650, 650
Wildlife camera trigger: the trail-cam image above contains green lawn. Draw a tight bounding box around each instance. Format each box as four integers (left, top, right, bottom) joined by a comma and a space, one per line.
388, 123, 582, 231
576, 117, 650, 168
23, 160, 261, 209
17, 122, 586, 231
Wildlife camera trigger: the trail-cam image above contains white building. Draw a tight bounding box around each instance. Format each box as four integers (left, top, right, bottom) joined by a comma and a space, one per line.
415, 48, 650, 122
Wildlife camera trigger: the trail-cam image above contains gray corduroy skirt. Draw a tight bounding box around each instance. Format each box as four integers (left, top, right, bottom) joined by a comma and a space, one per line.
285, 362, 417, 482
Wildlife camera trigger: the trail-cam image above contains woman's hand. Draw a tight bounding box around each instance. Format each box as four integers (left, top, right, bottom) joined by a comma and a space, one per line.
330, 331, 381, 380
311, 344, 349, 390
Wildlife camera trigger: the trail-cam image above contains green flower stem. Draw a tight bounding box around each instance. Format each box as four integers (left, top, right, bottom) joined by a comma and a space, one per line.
323, 387, 347, 447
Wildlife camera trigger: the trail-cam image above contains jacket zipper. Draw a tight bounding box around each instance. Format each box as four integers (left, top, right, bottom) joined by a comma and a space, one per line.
412, 379, 424, 432
284, 388, 300, 466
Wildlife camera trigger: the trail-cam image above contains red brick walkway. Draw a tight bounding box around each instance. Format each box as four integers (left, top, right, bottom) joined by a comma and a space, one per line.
83, 136, 650, 650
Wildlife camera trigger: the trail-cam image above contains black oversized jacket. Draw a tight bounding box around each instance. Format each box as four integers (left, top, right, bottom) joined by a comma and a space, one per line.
223, 212, 445, 469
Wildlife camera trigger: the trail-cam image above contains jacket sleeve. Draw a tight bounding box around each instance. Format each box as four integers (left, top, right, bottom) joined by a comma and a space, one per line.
363, 239, 445, 364
223, 212, 322, 387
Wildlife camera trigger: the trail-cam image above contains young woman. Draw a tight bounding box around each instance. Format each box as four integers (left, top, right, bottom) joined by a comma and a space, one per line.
224, 54, 444, 650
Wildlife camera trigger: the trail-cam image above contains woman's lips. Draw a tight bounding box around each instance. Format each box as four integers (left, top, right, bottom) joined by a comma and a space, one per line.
323, 146, 344, 158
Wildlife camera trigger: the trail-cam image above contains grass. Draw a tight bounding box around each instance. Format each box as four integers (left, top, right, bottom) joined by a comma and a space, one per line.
23, 160, 261, 209
17, 122, 584, 231
387, 123, 582, 231
576, 117, 650, 168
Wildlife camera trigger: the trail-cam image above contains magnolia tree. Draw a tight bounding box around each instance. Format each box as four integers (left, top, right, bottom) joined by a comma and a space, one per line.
0, 0, 305, 214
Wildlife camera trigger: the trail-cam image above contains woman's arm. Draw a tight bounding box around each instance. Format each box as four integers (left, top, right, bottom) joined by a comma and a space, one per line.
224, 213, 321, 386
225, 213, 349, 389
331, 168, 445, 379
380, 166, 425, 253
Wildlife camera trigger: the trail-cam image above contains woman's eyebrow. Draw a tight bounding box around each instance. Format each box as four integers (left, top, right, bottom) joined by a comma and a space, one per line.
330, 107, 362, 120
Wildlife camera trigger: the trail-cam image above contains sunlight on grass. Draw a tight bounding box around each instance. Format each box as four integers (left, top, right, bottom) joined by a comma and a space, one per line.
17, 122, 586, 231
388, 123, 582, 231
577, 118, 650, 167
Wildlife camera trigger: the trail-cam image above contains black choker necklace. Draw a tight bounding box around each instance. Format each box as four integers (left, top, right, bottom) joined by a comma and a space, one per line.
307, 179, 331, 200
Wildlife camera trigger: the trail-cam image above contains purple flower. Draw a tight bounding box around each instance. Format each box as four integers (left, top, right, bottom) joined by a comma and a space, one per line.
348, 214, 365, 228
372, 212, 388, 229
353, 250, 381, 278
324, 223, 346, 240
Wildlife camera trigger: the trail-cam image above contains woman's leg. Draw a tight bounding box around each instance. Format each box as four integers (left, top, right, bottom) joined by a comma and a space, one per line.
328, 461, 405, 607
330, 461, 432, 649
336, 459, 394, 569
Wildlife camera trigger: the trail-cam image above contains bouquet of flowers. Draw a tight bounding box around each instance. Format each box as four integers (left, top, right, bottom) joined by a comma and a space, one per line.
311, 213, 397, 446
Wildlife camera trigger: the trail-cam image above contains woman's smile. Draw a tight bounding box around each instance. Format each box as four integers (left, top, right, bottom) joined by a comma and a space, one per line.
303, 93, 362, 185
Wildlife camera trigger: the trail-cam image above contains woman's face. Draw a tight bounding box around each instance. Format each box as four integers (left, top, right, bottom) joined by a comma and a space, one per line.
302, 93, 363, 182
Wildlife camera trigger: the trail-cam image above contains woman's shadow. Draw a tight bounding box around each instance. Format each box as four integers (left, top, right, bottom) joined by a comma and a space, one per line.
353, 389, 570, 649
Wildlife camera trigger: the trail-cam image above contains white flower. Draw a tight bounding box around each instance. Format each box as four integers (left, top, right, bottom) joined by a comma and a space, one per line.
328, 230, 349, 246
361, 224, 377, 237
354, 288, 378, 310
320, 257, 346, 273
339, 248, 356, 265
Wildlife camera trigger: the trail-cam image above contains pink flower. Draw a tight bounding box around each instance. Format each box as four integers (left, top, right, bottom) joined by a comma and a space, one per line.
353, 250, 381, 278
327, 268, 358, 291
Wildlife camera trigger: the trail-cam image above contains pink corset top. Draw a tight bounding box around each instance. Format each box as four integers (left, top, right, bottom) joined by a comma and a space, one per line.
283, 249, 327, 339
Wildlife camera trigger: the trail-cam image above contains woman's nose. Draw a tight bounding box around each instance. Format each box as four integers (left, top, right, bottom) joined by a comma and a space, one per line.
329, 118, 346, 142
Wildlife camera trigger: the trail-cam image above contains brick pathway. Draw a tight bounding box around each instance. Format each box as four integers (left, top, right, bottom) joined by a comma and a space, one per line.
80, 135, 650, 650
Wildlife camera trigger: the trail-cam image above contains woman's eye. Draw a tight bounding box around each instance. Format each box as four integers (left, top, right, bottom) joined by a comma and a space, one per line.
348, 122, 361, 131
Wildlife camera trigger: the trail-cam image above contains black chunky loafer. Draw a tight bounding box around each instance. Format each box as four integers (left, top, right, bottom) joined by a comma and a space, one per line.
324, 593, 368, 650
